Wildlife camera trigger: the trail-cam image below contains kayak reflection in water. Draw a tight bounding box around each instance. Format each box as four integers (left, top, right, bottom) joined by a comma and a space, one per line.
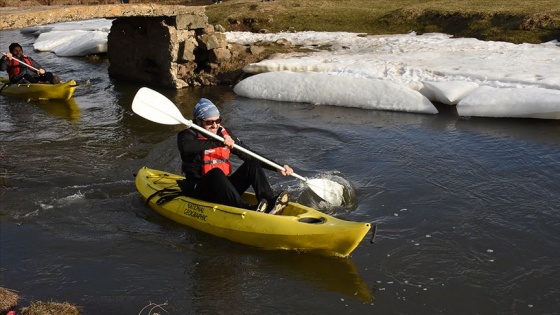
1, 43, 60, 84
177, 98, 293, 214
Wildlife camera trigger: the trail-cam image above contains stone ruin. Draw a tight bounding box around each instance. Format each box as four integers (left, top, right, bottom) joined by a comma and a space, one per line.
108, 13, 245, 89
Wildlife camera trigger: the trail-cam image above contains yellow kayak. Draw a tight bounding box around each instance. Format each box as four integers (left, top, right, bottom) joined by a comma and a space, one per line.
1, 77, 77, 101
135, 167, 373, 257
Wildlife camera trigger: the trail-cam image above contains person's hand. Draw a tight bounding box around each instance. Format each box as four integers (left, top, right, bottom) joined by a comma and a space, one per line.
38, 68, 45, 75
5, 52, 12, 59
223, 135, 234, 148
280, 165, 293, 176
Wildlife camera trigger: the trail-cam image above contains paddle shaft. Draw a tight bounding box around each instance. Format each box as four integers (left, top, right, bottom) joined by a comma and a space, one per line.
181, 116, 308, 183
1, 52, 41, 72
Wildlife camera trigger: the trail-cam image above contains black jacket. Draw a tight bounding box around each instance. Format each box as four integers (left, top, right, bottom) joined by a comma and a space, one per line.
177, 126, 277, 180
0, 55, 42, 82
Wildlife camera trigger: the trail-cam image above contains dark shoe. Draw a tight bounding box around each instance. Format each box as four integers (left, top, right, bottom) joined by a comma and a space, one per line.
255, 199, 268, 212
269, 191, 289, 215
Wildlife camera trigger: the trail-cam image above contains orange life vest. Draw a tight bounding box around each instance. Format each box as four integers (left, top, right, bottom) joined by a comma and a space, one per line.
7, 56, 35, 79
199, 128, 232, 176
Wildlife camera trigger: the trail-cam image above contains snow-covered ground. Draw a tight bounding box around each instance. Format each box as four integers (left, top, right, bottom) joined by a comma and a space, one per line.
229, 31, 560, 119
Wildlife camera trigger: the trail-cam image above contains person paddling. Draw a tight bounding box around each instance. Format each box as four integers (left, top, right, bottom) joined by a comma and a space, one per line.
0, 43, 59, 84
177, 98, 292, 214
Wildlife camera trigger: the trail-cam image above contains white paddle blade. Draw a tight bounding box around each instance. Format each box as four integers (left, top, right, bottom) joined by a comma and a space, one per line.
132, 87, 190, 126
306, 178, 345, 206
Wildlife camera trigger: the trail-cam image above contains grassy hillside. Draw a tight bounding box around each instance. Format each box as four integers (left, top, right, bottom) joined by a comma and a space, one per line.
1, 0, 558, 43
205, 0, 560, 44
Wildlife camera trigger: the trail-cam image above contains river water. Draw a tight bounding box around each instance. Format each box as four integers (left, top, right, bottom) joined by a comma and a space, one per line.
1, 29, 559, 314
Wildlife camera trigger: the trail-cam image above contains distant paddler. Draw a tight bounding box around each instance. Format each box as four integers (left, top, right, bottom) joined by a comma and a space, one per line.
1, 43, 60, 84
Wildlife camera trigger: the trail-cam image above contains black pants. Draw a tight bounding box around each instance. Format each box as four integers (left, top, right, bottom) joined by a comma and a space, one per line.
11, 72, 55, 84
191, 159, 275, 209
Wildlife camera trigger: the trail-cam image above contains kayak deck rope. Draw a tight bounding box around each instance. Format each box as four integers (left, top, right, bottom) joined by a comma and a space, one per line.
146, 187, 183, 206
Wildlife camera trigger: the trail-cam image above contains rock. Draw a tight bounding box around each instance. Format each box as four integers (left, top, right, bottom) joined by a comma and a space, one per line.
214, 24, 226, 32
249, 45, 265, 55
198, 33, 227, 50
210, 47, 232, 63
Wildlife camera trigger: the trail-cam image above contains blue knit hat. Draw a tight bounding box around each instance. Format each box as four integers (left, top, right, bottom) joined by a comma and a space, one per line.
193, 98, 220, 119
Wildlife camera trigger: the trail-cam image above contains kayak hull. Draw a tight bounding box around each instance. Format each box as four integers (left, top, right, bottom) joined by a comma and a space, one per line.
135, 167, 372, 257
1, 78, 77, 101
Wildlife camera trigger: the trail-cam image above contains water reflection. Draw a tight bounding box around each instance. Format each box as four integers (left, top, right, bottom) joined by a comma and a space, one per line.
188, 247, 373, 314
262, 251, 374, 303
455, 116, 560, 146
35, 97, 80, 122
225, 97, 434, 129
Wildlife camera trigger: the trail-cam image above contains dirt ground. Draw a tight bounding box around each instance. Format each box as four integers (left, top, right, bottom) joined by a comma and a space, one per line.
0, 0, 222, 7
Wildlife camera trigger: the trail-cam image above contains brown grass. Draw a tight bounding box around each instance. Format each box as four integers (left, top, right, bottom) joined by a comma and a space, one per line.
0, 0, 558, 43
0, 0, 216, 6
0, 287, 81, 315
0, 287, 19, 312
204, 0, 560, 43
20, 301, 81, 315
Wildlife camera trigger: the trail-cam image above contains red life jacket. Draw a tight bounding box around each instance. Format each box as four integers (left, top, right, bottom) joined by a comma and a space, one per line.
199, 128, 232, 176
7, 56, 35, 79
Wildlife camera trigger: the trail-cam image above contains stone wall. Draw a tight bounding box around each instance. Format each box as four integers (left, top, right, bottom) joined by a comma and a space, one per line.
108, 13, 235, 88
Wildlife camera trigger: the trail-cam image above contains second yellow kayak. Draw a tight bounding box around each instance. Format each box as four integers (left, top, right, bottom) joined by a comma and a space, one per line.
1, 77, 77, 101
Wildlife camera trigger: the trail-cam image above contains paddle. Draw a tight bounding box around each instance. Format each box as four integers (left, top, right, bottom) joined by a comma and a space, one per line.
1, 52, 41, 72
131, 87, 345, 206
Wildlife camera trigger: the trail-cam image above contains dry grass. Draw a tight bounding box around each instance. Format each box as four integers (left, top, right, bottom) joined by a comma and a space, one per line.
20, 301, 80, 315
0, 0, 214, 6
205, 0, 560, 43
0, 0, 558, 42
0, 287, 81, 315
0, 287, 19, 312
